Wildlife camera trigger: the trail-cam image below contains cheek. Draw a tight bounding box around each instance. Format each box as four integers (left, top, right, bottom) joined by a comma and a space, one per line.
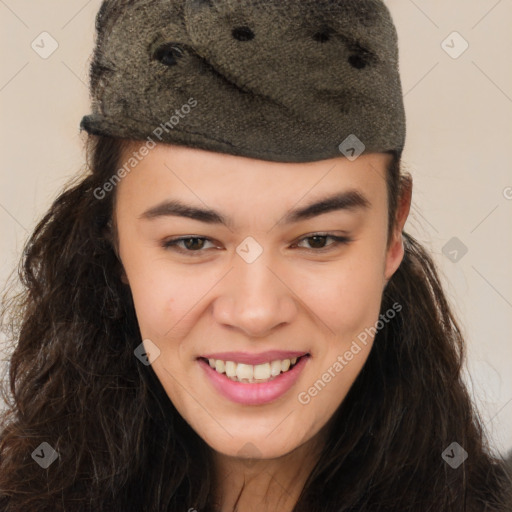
295, 255, 384, 427
341, 259, 384, 333
339, 230, 388, 331
295, 249, 385, 342
121, 248, 193, 341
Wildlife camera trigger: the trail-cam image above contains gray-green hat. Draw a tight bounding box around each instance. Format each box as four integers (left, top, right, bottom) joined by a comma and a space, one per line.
80, 0, 406, 163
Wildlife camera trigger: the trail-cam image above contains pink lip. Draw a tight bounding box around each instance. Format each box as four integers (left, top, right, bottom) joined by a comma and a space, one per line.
198, 355, 310, 405
200, 350, 308, 365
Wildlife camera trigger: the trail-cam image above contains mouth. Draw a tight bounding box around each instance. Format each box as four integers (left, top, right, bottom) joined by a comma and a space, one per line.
197, 353, 311, 405
198, 354, 310, 383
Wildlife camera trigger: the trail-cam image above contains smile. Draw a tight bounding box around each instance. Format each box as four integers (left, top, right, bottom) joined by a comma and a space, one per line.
197, 353, 311, 405
203, 356, 302, 383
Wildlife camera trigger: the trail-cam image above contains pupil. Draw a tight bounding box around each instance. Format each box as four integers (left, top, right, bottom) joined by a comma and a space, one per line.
185, 238, 203, 250
309, 236, 327, 249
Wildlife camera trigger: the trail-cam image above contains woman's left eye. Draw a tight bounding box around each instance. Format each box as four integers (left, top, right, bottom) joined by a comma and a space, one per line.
294, 234, 351, 251
161, 233, 351, 255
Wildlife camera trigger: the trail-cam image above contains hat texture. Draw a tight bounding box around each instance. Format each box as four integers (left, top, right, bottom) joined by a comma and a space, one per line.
80, 0, 406, 162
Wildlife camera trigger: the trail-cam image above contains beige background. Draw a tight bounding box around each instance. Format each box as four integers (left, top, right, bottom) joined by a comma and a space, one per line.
1, 1, 511, 456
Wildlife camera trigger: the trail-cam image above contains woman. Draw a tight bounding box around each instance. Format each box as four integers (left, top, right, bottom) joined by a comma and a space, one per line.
1, 0, 510, 511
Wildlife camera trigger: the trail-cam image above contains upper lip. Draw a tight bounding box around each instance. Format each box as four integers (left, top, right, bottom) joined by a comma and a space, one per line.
199, 350, 310, 365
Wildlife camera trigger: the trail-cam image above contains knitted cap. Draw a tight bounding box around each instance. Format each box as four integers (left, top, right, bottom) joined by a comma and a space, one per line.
80, 0, 406, 163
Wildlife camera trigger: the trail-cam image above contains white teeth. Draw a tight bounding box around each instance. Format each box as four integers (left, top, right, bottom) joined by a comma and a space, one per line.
253, 362, 271, 380
236, 363, 253, 380
225, 360, 237, 378
205, 355, 304, 382
270, 360, 282, 376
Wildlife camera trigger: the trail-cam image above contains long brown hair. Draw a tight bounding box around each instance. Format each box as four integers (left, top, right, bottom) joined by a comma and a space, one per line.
0, 134, 510, 511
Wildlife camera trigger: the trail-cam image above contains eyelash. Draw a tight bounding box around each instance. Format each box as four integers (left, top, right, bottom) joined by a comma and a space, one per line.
161, 233, 352, 256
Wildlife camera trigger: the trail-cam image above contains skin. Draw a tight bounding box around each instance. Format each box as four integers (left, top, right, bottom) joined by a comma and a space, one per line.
113, 142, 412, 512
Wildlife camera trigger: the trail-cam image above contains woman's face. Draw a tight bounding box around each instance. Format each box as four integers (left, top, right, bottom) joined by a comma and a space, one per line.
114, 143, 408, 460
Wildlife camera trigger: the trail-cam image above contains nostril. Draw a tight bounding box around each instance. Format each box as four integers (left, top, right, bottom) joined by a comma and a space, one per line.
153, 42, 184, 66
232, 26, 255, 42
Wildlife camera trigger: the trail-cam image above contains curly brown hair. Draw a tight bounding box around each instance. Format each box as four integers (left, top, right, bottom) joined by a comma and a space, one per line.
0, 134, 511, 511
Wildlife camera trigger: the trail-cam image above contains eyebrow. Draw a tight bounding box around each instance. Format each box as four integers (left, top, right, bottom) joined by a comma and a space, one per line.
139, 190, 371, 228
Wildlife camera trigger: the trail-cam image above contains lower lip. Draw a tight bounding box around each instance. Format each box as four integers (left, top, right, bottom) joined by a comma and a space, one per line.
198, 356, 310, 405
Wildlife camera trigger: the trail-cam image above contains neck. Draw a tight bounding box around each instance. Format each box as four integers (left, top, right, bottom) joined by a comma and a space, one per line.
210, 433, 326, 512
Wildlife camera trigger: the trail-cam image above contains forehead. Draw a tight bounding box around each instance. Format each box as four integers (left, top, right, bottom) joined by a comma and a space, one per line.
115, 142, 391, 212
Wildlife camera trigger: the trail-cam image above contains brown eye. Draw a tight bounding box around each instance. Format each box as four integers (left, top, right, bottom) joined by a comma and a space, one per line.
181, 238, 206, 251
162, 237, 217, 256
306, 236, 330, 249
295, 234, 352, 252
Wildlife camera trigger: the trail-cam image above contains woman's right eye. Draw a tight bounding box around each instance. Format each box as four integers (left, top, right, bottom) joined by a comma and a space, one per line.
161, 236, 217, 256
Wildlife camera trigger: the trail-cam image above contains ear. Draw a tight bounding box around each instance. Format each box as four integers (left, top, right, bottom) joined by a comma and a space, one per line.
384, 173, 412, 283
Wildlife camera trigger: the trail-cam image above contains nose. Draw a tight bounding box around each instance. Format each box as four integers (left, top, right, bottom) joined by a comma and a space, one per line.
212, 252, 298, 338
